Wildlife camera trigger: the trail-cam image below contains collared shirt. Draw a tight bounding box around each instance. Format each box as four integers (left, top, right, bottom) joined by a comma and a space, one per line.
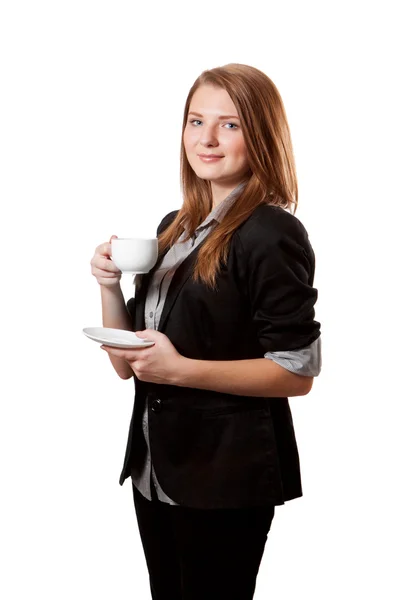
130, 181, 322, 504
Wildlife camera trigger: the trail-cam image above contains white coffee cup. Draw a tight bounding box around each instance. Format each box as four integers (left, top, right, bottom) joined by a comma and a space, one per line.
111, 238, 158, 274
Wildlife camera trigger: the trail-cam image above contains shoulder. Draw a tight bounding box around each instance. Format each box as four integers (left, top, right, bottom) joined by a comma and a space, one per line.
234, 204, 315, 270
238, 204, 310, 247
157, 210, 179, 236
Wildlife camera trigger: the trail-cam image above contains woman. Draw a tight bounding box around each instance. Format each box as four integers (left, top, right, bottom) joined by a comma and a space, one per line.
90, 63, 321, 600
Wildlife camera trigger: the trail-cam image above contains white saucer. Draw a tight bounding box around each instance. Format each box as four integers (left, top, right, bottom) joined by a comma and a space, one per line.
83, 327, 155, 349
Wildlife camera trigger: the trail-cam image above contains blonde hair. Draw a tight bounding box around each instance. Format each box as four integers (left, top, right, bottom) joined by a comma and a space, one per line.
158, 63, 299, 291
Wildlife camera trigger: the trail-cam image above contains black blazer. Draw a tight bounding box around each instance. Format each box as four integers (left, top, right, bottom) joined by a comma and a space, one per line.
119, 204, 320, 509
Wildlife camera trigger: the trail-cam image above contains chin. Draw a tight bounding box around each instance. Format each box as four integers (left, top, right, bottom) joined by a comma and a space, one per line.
191, 168, 215, 180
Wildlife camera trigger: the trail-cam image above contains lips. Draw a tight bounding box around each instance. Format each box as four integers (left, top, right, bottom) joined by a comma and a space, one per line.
198, 154, 224, 163
198, 154, 224, 158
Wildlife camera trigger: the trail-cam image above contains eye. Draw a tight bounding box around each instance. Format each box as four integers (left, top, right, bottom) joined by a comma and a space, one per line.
188, 119, 238, 129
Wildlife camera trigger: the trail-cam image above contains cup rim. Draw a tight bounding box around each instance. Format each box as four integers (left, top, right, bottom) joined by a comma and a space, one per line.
112, 237, 157, 242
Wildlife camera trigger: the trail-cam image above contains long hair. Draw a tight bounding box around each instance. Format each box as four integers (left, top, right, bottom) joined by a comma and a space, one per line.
157, 63, 299, 291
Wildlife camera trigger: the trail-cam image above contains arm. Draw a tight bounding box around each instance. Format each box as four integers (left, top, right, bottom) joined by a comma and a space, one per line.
101, 210, 178, 380
175, 208, 320, 398
173, 336, 321, 396
101, 285, 134, 380
174, 356, 313, 397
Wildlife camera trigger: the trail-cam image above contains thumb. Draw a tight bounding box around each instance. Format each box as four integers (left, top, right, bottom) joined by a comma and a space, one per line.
135, 330, 153, 338
109, 235, 118, 242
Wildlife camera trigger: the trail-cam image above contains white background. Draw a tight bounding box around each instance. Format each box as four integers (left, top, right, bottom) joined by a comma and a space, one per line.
1, 1, 399, 598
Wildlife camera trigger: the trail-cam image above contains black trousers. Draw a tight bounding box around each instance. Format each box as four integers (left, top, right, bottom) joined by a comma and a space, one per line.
131, 477, 275, 600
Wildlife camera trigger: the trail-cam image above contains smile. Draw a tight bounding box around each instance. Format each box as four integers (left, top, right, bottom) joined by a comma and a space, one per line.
198, 156, 224, 163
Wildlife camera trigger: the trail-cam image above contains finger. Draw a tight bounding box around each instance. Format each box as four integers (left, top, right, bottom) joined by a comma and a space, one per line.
100, 346, 145, 359
92, 267, 121, 279
135, 329, 156, 339
100, 347, 128, 361
92, 267, 120, 279
98, 256, 121, 273
100, 345, 127, 357
100, 242, 112, 258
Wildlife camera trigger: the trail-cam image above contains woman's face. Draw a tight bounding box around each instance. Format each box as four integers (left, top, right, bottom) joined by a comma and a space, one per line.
183, 84, 250, 188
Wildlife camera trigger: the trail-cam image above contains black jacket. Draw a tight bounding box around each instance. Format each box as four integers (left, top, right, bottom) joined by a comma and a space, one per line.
119, 204, 320, 509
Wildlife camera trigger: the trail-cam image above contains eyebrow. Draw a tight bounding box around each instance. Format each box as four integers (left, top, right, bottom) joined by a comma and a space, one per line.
188, 111, 240, 120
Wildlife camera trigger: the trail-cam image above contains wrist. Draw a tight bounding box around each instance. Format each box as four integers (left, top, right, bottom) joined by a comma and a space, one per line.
100, 283, 122, 295
171, 356, 197, 387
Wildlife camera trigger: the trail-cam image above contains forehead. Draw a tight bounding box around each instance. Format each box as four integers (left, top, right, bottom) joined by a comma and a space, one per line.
189, 84, 238, 116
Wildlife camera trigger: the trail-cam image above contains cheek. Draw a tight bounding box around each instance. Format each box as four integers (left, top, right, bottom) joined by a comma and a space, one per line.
182, 129, 189, 152
183, 127, 195, 150
231, 139, 249, 164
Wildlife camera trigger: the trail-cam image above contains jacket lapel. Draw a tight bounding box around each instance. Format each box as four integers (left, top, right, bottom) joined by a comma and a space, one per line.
134, 236, 207, 334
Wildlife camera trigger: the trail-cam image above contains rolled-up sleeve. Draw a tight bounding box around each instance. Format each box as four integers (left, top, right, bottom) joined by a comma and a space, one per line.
239, 207, 321, 361
264, 336, 322, 377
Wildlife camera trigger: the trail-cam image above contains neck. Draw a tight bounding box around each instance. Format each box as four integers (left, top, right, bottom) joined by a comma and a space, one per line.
210, 179, 247, 209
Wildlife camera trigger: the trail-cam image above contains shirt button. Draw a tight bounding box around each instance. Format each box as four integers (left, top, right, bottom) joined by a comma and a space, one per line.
149, 311, 154, 318
151, 398, 162, 413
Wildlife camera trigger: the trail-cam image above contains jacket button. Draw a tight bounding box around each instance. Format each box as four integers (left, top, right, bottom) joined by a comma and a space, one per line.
151, 398, 162, 413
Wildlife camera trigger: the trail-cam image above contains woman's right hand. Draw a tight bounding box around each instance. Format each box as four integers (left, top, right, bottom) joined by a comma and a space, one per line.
90, 235, 122, 287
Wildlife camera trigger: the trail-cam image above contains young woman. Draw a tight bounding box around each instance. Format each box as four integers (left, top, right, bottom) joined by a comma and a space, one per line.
90, 63, 322, 600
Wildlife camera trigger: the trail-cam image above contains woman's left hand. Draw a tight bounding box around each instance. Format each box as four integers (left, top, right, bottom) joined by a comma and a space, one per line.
100, 329, 184, 385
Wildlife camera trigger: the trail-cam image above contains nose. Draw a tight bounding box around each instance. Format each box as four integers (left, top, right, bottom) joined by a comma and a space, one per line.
199, 124, 219, 147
